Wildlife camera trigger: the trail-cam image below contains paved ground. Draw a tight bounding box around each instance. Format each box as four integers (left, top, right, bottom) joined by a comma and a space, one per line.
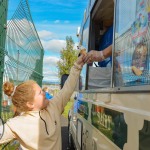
61, 116, 69, 150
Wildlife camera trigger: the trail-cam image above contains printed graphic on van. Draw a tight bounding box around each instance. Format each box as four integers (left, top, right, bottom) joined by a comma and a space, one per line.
77, 100, 89, 120
91, 104, 127, 150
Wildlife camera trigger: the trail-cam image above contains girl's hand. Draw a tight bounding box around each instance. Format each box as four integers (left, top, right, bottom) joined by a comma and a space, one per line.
75, 55, 86, 67
83, 50, 103, 64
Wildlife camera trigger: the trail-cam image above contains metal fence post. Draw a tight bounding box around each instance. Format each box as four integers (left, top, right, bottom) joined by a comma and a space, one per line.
0, 0, 8, 115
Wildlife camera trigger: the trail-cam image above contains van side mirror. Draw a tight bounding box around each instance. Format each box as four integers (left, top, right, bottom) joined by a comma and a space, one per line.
60, 74, 69, 89
0, 117, 4, 139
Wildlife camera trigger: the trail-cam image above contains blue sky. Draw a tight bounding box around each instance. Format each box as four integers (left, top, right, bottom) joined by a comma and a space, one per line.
8, 0, 88, 83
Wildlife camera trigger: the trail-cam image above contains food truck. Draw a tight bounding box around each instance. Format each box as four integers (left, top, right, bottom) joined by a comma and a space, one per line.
67, 0, 150, 149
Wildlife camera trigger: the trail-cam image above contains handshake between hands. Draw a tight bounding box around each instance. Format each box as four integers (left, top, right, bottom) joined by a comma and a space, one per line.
76, 50, 104, 67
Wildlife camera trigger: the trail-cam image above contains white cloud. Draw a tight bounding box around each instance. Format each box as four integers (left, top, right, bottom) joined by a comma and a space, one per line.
64, 20, 70, 24
43, 75, 59, 82
43, 55, 60, 66
36, 22, 79, 41
74, 42, 79, 50
38, 30, 55, 40
43, 55, 60, 82
54, 20, 60, 24
41, 39, 66, 53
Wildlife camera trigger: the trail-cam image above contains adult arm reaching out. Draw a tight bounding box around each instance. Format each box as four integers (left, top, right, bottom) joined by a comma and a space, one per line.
83, 45, 112, 64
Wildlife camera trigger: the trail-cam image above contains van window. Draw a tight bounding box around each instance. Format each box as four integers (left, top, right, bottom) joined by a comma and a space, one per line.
87, 0, 114, 89
114, 0, 150, 87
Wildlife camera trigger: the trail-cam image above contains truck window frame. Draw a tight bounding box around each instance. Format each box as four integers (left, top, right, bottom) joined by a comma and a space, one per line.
79, 0, 150, 93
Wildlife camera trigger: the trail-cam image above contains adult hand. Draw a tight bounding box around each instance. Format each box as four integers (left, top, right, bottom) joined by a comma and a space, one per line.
83, 50, 103, 64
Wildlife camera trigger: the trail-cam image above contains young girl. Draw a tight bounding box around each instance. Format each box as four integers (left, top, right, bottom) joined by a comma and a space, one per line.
0, 55, 85, 150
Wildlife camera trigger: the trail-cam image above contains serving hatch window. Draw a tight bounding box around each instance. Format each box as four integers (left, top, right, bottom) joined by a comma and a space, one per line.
114, 0, 150, 87
87, 0, 114, 90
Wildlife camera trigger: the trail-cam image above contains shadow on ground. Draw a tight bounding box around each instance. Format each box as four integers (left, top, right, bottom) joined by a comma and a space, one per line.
61, 126, 69, 150
61, 116, 69, 150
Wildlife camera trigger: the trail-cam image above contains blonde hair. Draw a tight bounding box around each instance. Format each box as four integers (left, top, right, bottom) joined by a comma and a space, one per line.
3, 80, 36, 114
42, 87, 48, 92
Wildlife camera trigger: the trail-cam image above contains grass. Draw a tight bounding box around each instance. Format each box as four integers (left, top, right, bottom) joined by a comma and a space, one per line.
62, 98, 74, 118
1, 111, 14, 122
0, 107, 20, 150
0, 141, 20, 150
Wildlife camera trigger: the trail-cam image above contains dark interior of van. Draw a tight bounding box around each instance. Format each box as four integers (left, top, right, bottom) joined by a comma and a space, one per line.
90, 0, 114, 50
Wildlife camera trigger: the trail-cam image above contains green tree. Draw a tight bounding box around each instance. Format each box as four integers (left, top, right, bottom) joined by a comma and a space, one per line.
57, 36, 78, 77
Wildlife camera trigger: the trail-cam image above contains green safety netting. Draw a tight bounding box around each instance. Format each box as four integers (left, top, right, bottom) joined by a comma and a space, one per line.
0, 0, 44, 148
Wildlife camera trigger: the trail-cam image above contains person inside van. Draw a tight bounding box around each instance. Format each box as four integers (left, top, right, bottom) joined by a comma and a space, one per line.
84, 20, 113, 66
